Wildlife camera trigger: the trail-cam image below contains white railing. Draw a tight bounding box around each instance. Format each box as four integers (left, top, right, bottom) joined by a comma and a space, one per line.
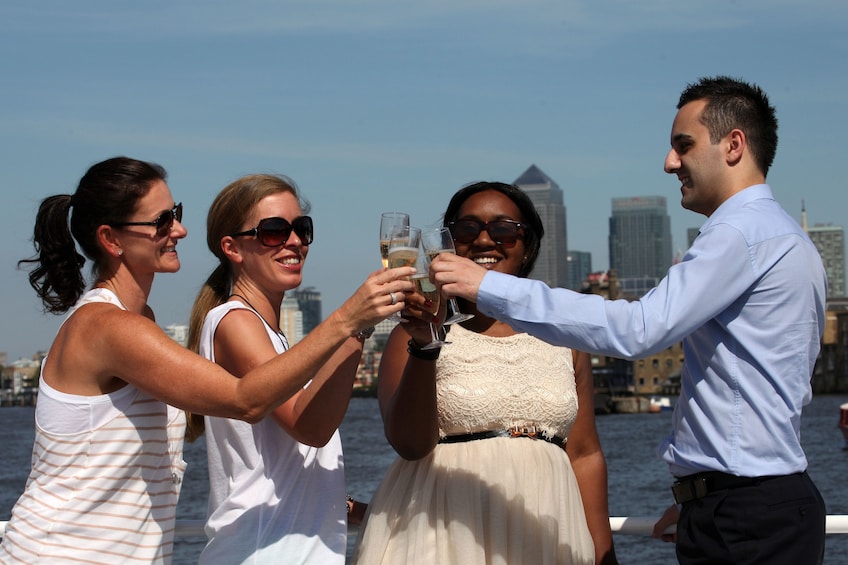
609, 515, 848, 535
4, 516, 848, 538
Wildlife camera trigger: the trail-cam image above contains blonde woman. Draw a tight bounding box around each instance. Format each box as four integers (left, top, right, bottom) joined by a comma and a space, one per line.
188, 174, 406, 564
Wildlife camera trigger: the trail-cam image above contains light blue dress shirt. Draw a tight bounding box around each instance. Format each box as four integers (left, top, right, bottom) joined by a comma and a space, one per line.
478, 184, 827, 477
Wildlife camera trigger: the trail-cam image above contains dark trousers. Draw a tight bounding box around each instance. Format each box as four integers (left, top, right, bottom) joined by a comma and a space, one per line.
676, 471, 825, 565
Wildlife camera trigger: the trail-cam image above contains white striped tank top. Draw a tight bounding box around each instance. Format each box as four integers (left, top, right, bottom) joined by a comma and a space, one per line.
0, 288, 187, 564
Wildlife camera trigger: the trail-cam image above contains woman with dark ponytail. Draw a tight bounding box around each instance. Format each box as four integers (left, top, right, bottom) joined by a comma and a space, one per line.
23, 157, 160, 313
2, 157, 414, 564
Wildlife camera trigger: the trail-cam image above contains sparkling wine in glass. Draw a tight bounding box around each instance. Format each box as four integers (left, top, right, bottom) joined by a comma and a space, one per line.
385, 226, 420, 322
379, 212, 409, 268
410, 270, 449, 349
421, 226, 474, 325
387, 226, 421, 268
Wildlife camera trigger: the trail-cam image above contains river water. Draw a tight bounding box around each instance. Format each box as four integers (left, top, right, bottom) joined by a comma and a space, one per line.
2, 394, 847, 564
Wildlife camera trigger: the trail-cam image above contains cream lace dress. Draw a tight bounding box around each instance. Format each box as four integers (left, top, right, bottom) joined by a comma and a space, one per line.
351, 324, 595, 565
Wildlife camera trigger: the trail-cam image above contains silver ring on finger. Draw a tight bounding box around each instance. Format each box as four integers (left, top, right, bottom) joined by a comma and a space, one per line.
389, 292, 398, 305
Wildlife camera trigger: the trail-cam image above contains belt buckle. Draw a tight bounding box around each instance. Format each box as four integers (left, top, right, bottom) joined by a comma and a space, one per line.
509, 425, 538, 439
671, 477, 708, 504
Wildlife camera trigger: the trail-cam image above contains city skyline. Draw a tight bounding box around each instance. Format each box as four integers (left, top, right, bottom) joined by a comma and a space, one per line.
1, 2, 846, 362
6, 188, 844, 363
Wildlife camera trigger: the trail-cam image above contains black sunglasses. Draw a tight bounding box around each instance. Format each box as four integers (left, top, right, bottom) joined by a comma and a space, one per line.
111, 203, 183, 237
228, 216, 314, 247
448, 218, 526, 247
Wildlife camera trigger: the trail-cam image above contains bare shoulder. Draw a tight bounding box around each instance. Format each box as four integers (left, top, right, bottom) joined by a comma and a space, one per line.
65, 303, 190, 375
44, 302, 160, 394
69, 301, 161, 340
213, 307, 279, 371
213, 306, 274, 350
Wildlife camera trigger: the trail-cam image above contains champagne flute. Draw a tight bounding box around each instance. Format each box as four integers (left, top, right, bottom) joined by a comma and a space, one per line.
385, 226, 420, 322
387, 226, 421, 268
410, 263, 450, 350
379, 212, 409, 268
421, 226, 474, 324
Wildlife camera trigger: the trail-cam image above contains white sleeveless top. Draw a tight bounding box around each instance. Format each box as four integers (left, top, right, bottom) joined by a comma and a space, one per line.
198, 301, 347, 565
0, 288, 187, 564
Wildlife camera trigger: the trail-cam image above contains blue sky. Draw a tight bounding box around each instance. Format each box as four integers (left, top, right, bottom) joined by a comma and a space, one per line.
1, 1, 846, 361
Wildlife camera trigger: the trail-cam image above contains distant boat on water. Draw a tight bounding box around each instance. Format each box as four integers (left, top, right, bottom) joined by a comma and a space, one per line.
648, 396, 673, 413
594, 394, 674, 414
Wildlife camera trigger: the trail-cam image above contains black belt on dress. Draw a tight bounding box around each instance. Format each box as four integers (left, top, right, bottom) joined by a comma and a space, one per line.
438, 426, 566, 447
671, 471, 782, 504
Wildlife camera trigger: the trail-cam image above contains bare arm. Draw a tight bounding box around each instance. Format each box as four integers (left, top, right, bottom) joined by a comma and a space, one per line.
271, 268, 415, 444
211, 308, 361, 445
56, 307, 308, 422
269, 337, 362, 446
212, 268, 412, 443
377, 321, 441, 460
566, 350, 618, 565
45, 267, 415, 423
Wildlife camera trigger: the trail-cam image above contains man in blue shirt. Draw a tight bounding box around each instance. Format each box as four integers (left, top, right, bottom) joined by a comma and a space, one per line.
431, 76, 827, 564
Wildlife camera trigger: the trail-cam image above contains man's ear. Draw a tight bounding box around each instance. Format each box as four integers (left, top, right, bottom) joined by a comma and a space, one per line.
726, 128, 746, 166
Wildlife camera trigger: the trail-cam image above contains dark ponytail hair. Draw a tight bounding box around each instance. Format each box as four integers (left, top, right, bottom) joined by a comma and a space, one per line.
18, 156, 167, 313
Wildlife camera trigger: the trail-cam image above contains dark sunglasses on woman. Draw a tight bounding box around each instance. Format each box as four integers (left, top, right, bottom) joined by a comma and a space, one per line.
111, 203, 183, 238
448, 218, 525, 247
228, 216, 314, 247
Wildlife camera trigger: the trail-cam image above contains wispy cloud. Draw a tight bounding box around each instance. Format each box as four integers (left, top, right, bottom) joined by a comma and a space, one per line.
0, 113, 615, 179
3, 0, 844, 38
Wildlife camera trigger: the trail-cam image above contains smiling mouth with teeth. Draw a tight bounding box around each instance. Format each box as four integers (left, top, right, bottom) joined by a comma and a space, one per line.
473, 257, 499, 265
280, 257, 301, 265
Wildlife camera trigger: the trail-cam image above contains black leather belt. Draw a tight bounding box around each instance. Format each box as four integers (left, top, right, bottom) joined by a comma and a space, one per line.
439, 427, 566, 446
671, 471, 780, 504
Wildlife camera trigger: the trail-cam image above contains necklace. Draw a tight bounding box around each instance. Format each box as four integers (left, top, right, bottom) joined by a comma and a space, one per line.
229, 293, 287, 350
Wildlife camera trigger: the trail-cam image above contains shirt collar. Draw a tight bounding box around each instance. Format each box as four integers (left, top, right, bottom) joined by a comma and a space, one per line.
699, 184, 773, 233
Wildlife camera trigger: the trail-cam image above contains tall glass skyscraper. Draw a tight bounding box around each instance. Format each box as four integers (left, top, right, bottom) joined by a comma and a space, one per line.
608, 196, 672, 279
802, 201, 845, 298
807, 224, 846, 297
293, 286, 322, 334
280, 293, 304, 345
514, 164, 569, 288
566, 250, 592, 291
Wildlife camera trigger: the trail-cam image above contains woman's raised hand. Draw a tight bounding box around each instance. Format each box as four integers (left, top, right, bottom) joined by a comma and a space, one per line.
335, 266, 416, 335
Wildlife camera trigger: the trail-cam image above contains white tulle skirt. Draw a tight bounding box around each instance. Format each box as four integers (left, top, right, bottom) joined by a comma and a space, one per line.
351, 437, 595, 565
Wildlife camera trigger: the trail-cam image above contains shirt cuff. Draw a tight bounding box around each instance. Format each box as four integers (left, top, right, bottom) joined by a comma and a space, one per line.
477, 270, 514, 319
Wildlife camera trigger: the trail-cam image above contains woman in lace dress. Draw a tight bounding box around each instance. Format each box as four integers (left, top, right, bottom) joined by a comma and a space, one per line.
352, 182, 617, 564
